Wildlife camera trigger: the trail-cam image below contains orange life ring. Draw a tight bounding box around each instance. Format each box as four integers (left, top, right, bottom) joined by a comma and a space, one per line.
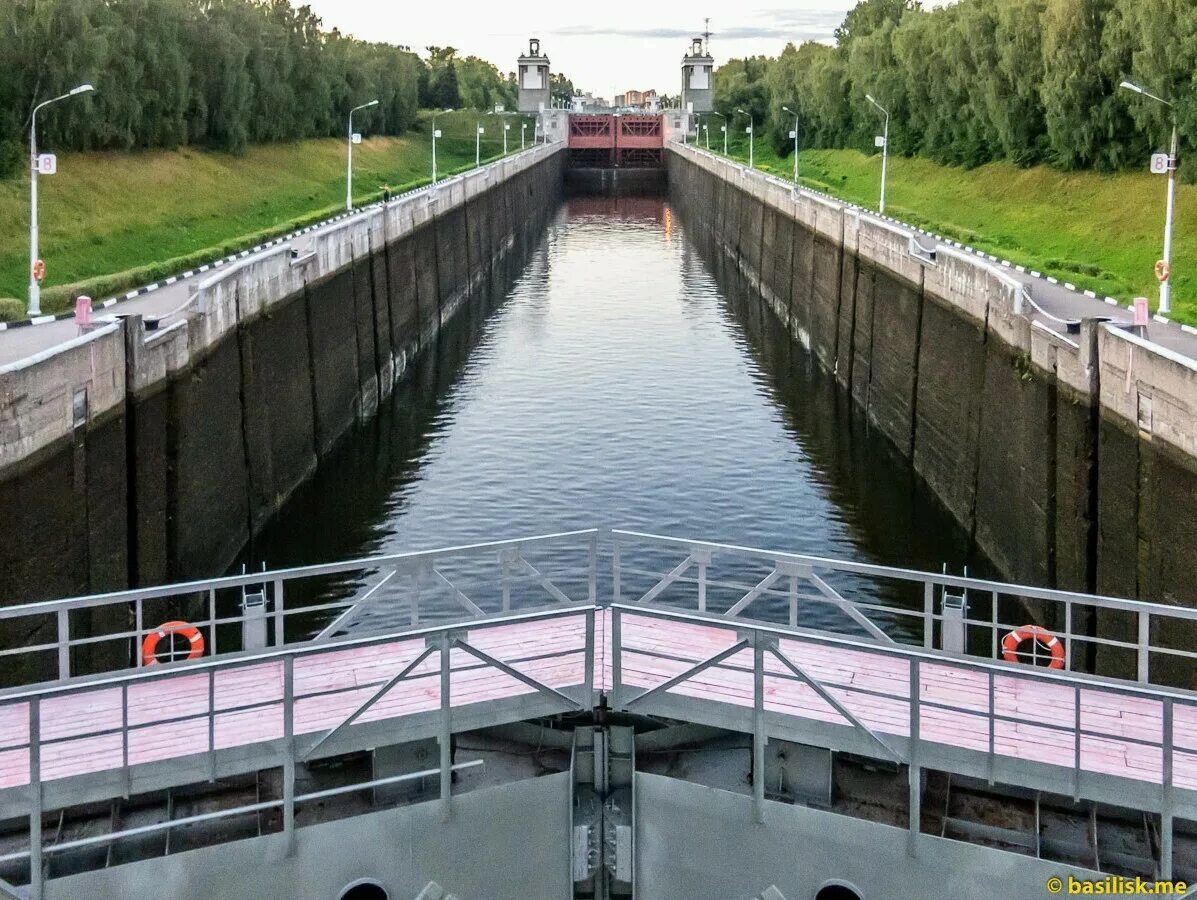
1155, 259, 1170, 283
31, 259, 45, 282
1001, 625, 1065, 669
141, 620, 205, 666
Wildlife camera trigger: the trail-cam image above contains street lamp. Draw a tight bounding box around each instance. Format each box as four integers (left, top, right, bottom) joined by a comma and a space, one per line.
736, 108, 754, 169
28, 83, 94, 317
703, 123, 709, 150
346, 99, 379, 211
865, 94, 890, 214
503, 120, 510, 155
782, 105, 800, 184
521, 120, 527, 150
711, 111, 727, 155
431, 108, 452, 184
1121, 79, 1179, 315
475, 118, 486, 167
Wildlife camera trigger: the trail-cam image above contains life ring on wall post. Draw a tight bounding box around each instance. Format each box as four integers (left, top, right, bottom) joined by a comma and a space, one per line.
141, 620, 205, 666
1155, 259, 1170, 283
31, 259, 45, 282
1000, 625, 1065, 669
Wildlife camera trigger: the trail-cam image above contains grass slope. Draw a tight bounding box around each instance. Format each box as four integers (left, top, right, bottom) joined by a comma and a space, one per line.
0, 112, 532, 317
709, 134, 1196, 323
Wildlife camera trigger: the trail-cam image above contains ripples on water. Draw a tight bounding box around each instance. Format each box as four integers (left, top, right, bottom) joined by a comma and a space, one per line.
244, 197, 990, 638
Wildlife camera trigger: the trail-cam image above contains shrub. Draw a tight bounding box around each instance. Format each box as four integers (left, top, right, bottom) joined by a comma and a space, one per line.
0, 298, 25, 322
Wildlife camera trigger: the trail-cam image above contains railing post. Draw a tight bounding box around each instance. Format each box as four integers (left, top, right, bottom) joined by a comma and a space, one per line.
612, 536, 622, 605
753, 636, 766, 825
922, 582, 933, 649
56, 608, 69, 679
583, 609, 595, 707
987, 671, 995, 786
439, 633, 452, 822
208, 588, 218, 657
587, 533, 598, 605
29, 697, 42, 900
1063, 600, 1072, 671
696, 552, 708, 613
1073, 684, 1082, 801
788, 574, 798, 628
122, 683, 131, 798
135, 599, 144, 668
207, 668, 216, 783
907, 659, 920, 857
990, 591, 999, 660
411, 571, 421, 628
1137, 610, 1150, 684
283, 655, 296, 856
500, 550, 511, 613
273, 579, 285, 647
611, 609, 622, 708
1161, 699, 1174, 881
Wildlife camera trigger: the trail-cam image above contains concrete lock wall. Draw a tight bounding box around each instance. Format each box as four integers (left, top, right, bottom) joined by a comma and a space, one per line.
0, 145, 566, 606
668, 143, 1197, 681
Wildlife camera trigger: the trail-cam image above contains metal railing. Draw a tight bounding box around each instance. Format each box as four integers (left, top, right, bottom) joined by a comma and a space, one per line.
611, 530, 1197, 688
0, 602, 596, 898
608, 601, 1197, 877
4, 527, 1197, 892
0, 528, 599, 686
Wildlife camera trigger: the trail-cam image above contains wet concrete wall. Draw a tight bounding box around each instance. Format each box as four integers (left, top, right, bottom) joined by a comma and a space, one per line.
668, 145, 1197, 682
0, 147, 565, 604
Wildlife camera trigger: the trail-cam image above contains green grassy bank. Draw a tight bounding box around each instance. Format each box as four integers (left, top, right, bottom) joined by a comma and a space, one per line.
708, 133, 1196, 324
0, 111, 533, 318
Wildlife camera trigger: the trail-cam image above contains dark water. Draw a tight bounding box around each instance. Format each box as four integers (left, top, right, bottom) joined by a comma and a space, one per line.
242, 197, 993, 636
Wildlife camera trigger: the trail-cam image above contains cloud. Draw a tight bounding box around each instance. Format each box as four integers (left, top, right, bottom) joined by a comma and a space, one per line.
550, 8, 845, 44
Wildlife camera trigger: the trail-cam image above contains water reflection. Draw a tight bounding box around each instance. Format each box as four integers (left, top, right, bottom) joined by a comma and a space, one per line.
242, 198, 994, 638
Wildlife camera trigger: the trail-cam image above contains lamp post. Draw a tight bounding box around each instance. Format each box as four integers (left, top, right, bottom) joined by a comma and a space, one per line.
736, 108, 753, 169
28, 83, 94, 317
865, 94, 889, 214
475, 119, 485, 167
782, 105, 800, 184
1121, 80, 1179, 315
431, 108, 452, 184
346, 99, 379, 211
703, 123, 709, 150
503, 120, 510, 155
521, 120, 527, 150
711, 111, 727, 155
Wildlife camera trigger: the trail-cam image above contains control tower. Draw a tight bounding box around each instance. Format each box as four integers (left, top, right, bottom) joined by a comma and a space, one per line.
517, 37, 551, 113
681, 36, 714, 113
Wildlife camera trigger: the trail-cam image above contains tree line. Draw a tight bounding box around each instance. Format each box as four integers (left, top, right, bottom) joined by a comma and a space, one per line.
0, 0, 560, 176
714, 0, 1197, 176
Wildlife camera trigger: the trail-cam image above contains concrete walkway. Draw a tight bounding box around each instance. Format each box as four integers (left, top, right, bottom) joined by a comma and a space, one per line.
907, 231, 1197, 358
0, 204, 366, 368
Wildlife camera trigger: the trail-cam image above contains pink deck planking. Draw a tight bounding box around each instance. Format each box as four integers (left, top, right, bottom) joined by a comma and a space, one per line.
0, 615, 591, 790
614, 612, 1197, 791
2, 606, 1195, 803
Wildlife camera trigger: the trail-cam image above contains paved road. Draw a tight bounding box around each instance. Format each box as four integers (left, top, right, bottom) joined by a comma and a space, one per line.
907, 229, 1197, 358
3, 156, 1196, 369
747, 161, 1197, 363
0, 203, 365, 368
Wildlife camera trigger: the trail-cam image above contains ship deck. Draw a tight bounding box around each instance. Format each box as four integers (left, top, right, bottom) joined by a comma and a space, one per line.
0, 528, 1195, 890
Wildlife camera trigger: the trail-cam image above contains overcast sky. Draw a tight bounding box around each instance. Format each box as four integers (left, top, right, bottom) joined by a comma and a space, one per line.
300, 1, 864, 103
